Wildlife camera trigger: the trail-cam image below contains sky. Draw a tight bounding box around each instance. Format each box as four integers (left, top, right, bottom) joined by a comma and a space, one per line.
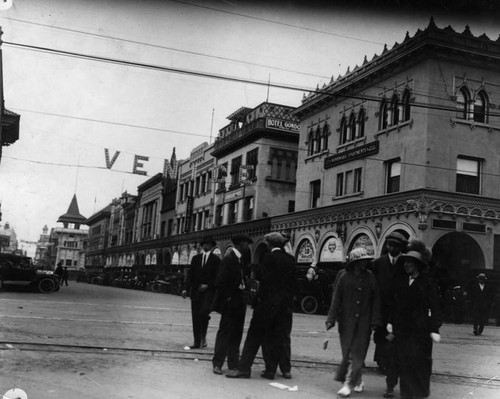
0, 0, 498, 245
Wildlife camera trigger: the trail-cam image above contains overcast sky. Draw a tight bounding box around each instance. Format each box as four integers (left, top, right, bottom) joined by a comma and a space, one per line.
0, 0, 497, 247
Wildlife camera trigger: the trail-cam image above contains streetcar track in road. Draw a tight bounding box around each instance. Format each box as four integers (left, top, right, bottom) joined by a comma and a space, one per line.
0, 341, 498, 389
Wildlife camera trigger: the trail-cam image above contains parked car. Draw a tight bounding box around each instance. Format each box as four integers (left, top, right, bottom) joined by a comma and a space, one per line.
0, 253, 59, 293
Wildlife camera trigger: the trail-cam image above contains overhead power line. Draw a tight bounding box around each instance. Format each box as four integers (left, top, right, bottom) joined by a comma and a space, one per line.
0, 16, 330, 79
168, 0, 385, 45
7, 40, 500, 119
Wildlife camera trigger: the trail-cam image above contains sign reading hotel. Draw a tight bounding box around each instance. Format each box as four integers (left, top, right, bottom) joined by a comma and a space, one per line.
324, 141, 379, 169
266, 118, 300, 132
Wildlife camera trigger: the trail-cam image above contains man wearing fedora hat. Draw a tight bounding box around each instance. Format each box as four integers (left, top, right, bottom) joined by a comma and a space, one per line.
326, 247, 381, 397
469, 272, 493, 336
212, 233, 253, 375
371, 231, 408, 398
182, 236, 220, 349
390, 248, 442, 399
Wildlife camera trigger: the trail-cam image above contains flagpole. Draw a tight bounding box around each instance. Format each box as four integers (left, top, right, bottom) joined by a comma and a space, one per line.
209, 107, 215, 144
266, 73, 271, 102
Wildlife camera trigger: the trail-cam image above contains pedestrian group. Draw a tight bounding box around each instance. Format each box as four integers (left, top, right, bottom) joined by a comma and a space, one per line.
181, 230, 491, 399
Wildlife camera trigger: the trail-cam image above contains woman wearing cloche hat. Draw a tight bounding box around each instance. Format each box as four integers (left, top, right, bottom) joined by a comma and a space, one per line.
326, 247, 382, 397
388, 243, 443, 399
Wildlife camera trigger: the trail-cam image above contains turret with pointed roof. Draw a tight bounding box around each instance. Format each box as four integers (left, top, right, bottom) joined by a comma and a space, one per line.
57, 194, 86, 228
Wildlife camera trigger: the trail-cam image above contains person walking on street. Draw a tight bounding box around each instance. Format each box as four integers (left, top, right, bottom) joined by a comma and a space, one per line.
226, 232, 296, 379
326, 247, 381, 397
469, 273, 493, 336
182, 236, 220, 349
212, 234, 253, 375
389, 247, 442, 399
54, 261, 63, 286
371, 231, 408, 398
61, 267, 69, 286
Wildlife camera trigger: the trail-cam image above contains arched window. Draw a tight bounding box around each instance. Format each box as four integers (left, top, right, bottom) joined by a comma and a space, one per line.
349, 113, 356, 141
401, 89, 411, 121
379, 98, 388, 130
314, 127, 321, 154
340, 116, 348, 145
390, 94, 399, 125
307, 130, 314, 156
473, 90, 488, 123
456, 87, 470, 120
321, 124, 329, 151
357, 109, 365, 138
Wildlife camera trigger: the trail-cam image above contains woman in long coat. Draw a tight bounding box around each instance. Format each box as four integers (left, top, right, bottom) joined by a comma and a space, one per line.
389, 250, 442, 399
326, 247, 381, 397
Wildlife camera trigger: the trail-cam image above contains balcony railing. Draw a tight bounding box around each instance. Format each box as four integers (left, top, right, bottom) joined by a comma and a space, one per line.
214, 118, 266, 152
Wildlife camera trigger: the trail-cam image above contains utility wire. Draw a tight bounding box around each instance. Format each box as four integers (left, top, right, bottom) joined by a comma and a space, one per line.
167, 0, 385, 45
0, 16, 331, 79
6, 40, 500, 119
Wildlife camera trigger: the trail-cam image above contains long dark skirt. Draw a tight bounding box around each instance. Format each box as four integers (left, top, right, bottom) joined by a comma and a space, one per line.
397, 334, 433, 398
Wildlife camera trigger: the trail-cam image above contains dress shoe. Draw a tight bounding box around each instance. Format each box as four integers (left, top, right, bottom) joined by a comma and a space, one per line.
353, 381, 364, 392
337, 385, 351, 397
260, 371, 275, 380
213, 366, 223, 375
201, 339, 207, 348
189, 344, 201, 349
282, 372, 292, 379
226, 369, 251, 378
383, 387, 394, 398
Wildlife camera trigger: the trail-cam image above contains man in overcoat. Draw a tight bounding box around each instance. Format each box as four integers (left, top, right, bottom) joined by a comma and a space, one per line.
372, 231, 408, 398
469, 273, 493, 335
182, 236, 220, 349
226, 232, 296, 379
212, 234, 253, 375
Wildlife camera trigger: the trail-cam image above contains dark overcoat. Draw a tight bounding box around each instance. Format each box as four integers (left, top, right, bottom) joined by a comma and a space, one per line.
326, 267, 381, 360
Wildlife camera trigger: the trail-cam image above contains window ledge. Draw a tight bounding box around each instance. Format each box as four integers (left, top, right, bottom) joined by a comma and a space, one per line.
450, 118, 500, 133
337, 136, 367, 151
332, 191, 363, 201
265, 177, 296, 185
375, 119, 412, 137
305, 150, 329, 163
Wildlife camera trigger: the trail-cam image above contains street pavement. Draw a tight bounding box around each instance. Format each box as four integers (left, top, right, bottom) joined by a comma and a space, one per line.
0, 283, 499, 399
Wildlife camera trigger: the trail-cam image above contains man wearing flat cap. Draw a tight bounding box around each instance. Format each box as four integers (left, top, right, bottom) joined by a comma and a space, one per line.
469, 272, 494, 336
212, 233, 253, 375
227, 232, 296, 379
371, 231, 408, 398
182, 236, 220, 349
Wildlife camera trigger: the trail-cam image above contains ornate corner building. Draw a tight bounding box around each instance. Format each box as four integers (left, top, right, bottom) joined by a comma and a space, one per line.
84, 19, 500, 290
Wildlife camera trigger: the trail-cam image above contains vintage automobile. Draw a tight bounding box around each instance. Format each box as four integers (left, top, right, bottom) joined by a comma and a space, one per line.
0, 253, 59, 293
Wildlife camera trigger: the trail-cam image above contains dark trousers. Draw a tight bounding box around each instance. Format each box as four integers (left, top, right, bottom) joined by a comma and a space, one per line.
473, 306, 489, 334
238, 302, 291, 373
262, 306, 293, 374
191, 295, 210, 345
61, 277, 68, 286
212, 294, 246, 370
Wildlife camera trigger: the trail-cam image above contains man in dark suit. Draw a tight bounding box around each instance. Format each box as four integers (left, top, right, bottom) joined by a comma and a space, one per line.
226, 232, 296, 379
212, 234, 253, 375
469, 273, 493, 336
182, 236, 220, 349
372, 231, 408, 398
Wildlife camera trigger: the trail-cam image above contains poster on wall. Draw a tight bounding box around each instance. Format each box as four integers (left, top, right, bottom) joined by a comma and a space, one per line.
179, 246, 189, 265
296, 238, 315, 263
350, 234, 375, 256
319, 236, 345, 262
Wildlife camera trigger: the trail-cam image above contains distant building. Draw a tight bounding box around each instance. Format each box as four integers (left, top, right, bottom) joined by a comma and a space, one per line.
52, 194, 88, 270
0, 222, 17, 252
34, 225, 51, 268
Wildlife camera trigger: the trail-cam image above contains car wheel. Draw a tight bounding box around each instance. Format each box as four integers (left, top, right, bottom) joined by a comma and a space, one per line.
301, 295, 319, 314
38, 278, 56, 293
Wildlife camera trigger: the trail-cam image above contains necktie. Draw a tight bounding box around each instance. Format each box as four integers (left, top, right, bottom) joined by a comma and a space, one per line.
202, 254, 207, 268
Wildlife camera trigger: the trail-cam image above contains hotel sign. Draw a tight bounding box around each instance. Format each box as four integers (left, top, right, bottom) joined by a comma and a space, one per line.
324, 141, 379, 169
266, 118, 300, 132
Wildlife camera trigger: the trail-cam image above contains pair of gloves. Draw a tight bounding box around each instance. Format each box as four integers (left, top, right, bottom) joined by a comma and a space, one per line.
386, 323, 441, 343
324, 321, 441, 343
